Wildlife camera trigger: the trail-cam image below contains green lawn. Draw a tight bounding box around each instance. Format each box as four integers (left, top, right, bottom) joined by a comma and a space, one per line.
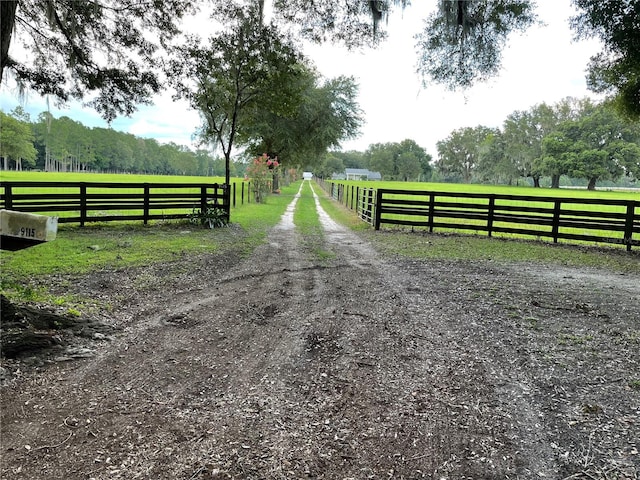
0, 171, 227, 184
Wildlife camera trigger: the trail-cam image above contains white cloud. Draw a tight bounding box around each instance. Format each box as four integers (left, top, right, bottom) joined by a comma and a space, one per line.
121, 95, 201, 145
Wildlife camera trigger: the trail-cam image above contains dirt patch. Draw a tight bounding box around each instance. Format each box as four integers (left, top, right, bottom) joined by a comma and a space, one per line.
1, 183, 639, 479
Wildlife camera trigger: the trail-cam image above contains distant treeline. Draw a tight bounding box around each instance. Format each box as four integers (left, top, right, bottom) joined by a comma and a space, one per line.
0, 108, 237, 177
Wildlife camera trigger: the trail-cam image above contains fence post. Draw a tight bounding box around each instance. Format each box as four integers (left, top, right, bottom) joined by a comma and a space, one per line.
201, 186, 208, 214
223, 183, 231, 221
428, 193, 435, 233
374, 189, 382, 230
487, 196, 495, 237
80, 183, 87, 227
552, 199, 562, 243
232, 182, 237, 208
623, 201, 636, 252
4, 184, 13, 209
143, 183, 150, 225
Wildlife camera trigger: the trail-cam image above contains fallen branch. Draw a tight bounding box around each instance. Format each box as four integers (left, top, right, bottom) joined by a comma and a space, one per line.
33, 432, 73, 451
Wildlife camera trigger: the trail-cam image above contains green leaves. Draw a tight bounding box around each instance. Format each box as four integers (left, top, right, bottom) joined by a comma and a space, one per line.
170, 5, 303, 182
416, 0, 538, 90
0, 110, 37, 169
539, 102, 640, 188
3, 0, 199, 121
364, 139, 432, 181
436, 126, 497, 182
570, 0, 640, 118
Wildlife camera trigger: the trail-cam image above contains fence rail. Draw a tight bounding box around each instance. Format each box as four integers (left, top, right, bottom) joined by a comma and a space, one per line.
377, 189, 639, 251
320, 181, 376, 224
317, 180, 640, 251
0, 181, 231, 226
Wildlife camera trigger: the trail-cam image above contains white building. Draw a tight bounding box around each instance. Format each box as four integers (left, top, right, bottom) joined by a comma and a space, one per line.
344, 168, 382, 181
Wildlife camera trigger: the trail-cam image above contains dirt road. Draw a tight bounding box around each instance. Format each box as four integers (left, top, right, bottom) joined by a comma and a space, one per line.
1, 183, 639, 479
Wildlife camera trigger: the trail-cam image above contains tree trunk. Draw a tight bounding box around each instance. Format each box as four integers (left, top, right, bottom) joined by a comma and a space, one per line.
587, 177, 597, 190
532, 175, 540, 188
551, 174, 560, 188
0, 1, 17, 80
1, 294, 115, 358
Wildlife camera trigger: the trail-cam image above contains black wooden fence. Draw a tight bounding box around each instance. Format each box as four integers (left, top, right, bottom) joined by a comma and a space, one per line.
0, 181, 231, 226
318, 180, 640, 251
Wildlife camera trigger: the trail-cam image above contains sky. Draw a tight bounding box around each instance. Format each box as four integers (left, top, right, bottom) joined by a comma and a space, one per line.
0, 1, 603, 159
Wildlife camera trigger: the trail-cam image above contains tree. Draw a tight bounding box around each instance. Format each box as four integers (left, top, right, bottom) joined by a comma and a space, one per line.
0, 109, 36, 170
366, 143, 396, 179
223, 0, 640, 124
397, 139, 432, 181
315, 152, 346, 178
540, 103, 640, 189
501, 99, 588, 187
416, 1, 538, 90
31, 113, 96, 171
503, 104, 551, 187
11, 109, 206, 174
436, 126, 495, 182
615, 141, 640, 180
5, 1, 640, 123
396, 151, 422, 181
363, 139, 430, 181
540, 128, 577, 188
170, 5, 303, 187
567, 104, 639, 189
476, 130, 517, 184
1, 0, 199, 121
240, 71, 364, 168
2, 0, 406, 124
571, 0, 640, 118
330, 150, 367, 170
267, 0, 407, 47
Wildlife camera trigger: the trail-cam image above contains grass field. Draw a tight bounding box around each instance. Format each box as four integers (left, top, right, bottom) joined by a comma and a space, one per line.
0, 171, 228, 184
3, 172, 637, 203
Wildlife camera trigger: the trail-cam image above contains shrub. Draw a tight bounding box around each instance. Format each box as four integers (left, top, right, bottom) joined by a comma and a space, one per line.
246, 153, 279, 203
